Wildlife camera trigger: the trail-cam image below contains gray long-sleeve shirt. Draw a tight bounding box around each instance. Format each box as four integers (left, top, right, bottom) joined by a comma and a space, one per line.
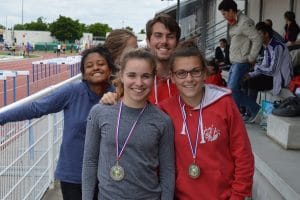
82, 102, 175, 200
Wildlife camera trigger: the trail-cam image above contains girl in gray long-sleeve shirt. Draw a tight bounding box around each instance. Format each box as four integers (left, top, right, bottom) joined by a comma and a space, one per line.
82, 48, 175, 200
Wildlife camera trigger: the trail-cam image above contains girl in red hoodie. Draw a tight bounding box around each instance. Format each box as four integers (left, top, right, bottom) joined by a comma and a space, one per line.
205, 59, 226, 87
159, 41, 254, 200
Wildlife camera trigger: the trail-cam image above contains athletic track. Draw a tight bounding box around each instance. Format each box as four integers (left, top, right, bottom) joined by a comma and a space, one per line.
0, 52, 80, 107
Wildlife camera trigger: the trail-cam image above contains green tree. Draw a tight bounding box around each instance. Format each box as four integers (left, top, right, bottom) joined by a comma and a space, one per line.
125, 26, 133, 32
139, 29, 145, 34
25, 17, 48, 31
14, 24, 25, 30
0, 24, 5, 29
13, 17, 48, 31
14, 17, 48, 31
49, 15, 83, 42
86, 23, 112, 37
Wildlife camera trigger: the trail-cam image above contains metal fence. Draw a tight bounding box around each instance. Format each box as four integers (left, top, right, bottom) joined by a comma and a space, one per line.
0, 74, 81, 200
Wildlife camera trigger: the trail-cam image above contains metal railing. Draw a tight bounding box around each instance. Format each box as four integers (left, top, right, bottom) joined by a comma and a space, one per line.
183, 17, 228, 58
0, 74, 81, 200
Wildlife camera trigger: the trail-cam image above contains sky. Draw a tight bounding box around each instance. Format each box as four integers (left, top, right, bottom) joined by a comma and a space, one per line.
0, 0, 176, 33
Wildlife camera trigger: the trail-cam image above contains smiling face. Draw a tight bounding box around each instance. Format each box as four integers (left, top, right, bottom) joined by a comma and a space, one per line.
121, 58, 154, 108
147, 22, 178, 62
82, 52, 112, 85
171, 56, 206, 106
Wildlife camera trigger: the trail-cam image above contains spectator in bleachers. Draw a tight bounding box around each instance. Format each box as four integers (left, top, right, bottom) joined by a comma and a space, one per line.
284, 11, 300, 46
244, 23, 293, 109
205, 58, 226, 86
103, 29, 137, 70
218, 0, 262, 123
0, 46, 116, 200
214, 38, 230, 68
264, 19, 285, 43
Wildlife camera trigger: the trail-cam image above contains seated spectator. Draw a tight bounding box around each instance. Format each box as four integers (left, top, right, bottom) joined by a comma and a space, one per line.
256, 21, 285, 59
244, 23, 293, 105
264, 19, 285, 43
283, 11, 300, 46
205, 59, 226, 87
214, 38, 230, 68
290, 48, 300, 75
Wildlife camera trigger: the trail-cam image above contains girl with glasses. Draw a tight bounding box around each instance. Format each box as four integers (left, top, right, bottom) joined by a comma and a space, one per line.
159, 40, 254, 200
82, 48, 175, 200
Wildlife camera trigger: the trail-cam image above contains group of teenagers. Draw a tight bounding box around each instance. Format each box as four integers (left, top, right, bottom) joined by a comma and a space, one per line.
0, 1, 255, 200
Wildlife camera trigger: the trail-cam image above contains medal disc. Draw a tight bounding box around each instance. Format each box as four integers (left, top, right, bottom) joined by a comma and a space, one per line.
188, 163, 201, 179
110, 164, 125, 181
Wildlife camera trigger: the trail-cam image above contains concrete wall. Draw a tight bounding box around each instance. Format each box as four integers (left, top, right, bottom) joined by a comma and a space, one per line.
246, 0, 297, 36
4, 30, 54, 46
262, 0, 289, 35
295, 0, 300, 25
3, 30, 93, 47
246, 0, 261, 23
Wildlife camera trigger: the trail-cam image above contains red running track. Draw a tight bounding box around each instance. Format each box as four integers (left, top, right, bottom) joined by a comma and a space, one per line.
0, 52, 81, 107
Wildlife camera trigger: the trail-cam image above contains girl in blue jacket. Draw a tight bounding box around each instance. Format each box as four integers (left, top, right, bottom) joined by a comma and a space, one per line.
0, 46, 116, 200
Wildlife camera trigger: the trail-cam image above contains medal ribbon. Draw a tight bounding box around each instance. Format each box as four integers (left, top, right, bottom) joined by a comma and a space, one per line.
115, 101, 147, 161
178, 96, 205, 161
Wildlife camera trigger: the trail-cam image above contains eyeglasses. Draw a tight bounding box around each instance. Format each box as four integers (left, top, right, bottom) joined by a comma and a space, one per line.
172, 67, 203, 79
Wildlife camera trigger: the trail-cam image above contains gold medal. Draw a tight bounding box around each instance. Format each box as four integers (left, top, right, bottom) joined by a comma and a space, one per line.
110, 162, 124, 181
179, 96, 204, 180
188, 163, 201, 179
112, 102, 147, 181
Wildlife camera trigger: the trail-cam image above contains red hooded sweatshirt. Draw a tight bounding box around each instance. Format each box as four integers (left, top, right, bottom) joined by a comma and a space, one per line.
148, 76, 178, 104
159, 84, 254, 200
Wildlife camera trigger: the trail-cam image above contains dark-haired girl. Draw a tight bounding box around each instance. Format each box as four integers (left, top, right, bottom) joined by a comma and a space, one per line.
0, 46, 116, 200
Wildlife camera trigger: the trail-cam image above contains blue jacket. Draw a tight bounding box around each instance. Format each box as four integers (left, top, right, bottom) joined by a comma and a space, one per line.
249, 38, 293, 95
0, 81, 114, 183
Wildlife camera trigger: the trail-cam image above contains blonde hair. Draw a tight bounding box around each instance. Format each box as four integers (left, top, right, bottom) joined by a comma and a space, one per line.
103, 29, 137, 65
113, 48, 156, 97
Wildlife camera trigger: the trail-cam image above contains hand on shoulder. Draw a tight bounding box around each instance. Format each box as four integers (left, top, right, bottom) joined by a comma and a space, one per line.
99, 92, 118, 105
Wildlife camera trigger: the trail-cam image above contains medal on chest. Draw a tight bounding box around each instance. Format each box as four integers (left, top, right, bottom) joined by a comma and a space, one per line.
179, 96, 205, 179
110, 161, 125, 181
110, 101, 147, 181
188, 163, 201, 179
